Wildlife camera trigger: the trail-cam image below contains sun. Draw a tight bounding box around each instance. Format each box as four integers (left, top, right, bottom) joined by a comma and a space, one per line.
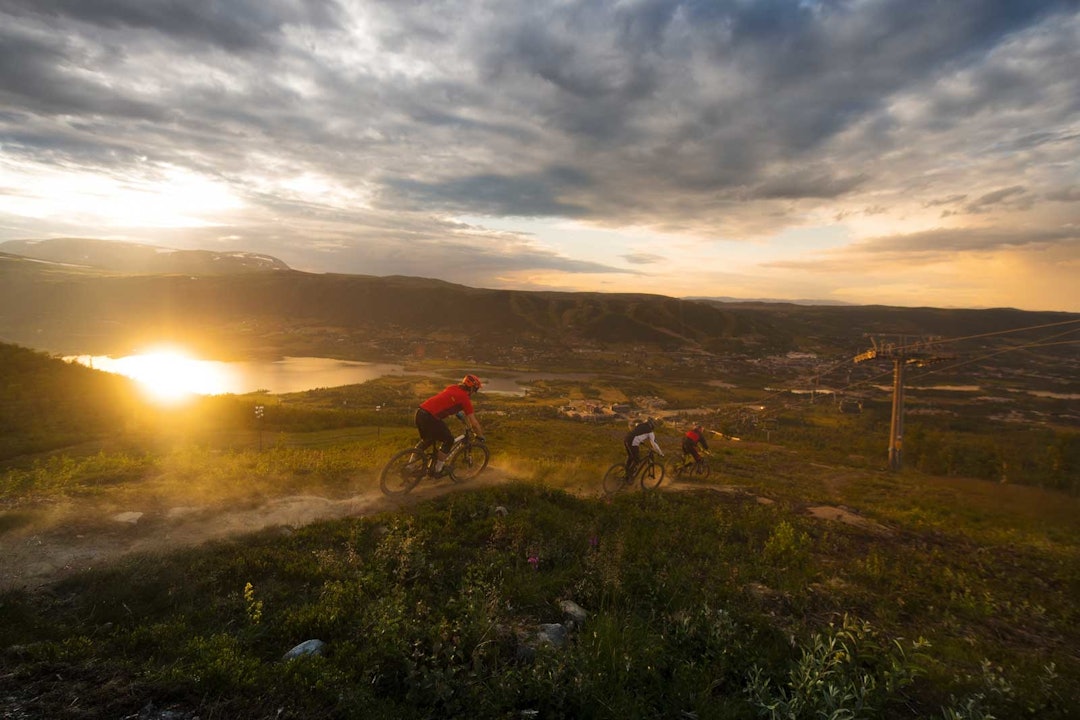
97, 348, 232, 404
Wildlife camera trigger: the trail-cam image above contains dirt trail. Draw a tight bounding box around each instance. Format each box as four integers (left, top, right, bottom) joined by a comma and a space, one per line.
0, 471, 886, 592
0, 471, 512, 592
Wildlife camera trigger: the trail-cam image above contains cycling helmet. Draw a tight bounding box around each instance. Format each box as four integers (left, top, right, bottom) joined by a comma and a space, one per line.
461, 373, 482, 392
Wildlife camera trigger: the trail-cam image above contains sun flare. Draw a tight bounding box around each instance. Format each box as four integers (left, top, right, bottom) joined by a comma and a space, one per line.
69, 348, 233, 404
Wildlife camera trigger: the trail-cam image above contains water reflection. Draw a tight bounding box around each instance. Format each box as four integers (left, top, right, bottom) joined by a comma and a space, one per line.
226, 357, 410, 394
66, 354, 551, 398
68, 354, 415, 396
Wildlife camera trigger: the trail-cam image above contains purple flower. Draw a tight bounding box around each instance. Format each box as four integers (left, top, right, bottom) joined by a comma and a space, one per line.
527, 555, 539, 569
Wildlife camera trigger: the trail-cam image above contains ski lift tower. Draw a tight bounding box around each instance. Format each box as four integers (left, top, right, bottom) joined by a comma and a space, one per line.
854, 336, 947, 471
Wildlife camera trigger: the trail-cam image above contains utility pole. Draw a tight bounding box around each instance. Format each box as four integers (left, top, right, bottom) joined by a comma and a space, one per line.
854, 336, 948, 471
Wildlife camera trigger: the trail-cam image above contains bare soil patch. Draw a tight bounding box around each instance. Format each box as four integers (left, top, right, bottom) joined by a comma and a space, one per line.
0, 470, 512, 592
1, 470, 889, 592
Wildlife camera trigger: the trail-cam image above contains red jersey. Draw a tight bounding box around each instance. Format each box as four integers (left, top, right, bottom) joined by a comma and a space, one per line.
684, 429, 708, 449
420, 384, 475, 419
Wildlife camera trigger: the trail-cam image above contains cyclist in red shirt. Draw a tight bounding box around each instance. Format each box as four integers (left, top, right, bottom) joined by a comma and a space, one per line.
682, 424, 710, 465
415, 374, 486, 476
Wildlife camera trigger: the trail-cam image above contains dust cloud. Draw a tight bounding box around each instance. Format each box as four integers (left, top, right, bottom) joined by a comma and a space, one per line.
0, 467, 528, 591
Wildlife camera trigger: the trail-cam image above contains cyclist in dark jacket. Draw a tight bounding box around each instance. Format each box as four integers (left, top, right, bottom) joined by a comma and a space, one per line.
624, 417, 663, 474
415, 374, 485, 476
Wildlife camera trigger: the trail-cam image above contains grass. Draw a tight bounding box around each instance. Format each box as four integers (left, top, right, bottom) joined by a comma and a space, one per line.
1, 373, 1078, 719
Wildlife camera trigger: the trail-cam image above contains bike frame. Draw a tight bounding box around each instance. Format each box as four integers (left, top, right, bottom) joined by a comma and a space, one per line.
629, 449, 658, 477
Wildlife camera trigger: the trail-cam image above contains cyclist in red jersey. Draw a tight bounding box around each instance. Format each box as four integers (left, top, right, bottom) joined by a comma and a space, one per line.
682, 424, 709, 464
415, 374, 486, 476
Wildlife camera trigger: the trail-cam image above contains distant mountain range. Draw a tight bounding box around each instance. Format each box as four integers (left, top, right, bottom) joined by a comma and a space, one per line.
0, 237, 290, 275
0, 238, 1075, 365
686, 296, 854, 307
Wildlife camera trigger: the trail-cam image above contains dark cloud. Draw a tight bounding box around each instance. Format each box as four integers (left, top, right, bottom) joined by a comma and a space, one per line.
0, 0, 1077, 301
386, 169, 591, 218
622, 253, 665, 265
964, 186, 1030, 213
768, 227, 1080, 270
1045, 187, 1080, 203
0, 27, 167, 121
858, 226, 1078, 254
752, 170, 867, 200
924, 195, 968, 208
0, 0, 341, 52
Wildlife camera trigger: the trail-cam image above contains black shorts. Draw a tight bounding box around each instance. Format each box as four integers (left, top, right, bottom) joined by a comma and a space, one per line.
416, 408, 454, 452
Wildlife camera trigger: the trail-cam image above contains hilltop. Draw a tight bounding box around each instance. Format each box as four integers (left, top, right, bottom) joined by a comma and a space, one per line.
0, 237, 290, 275
1, 243, 1075, 368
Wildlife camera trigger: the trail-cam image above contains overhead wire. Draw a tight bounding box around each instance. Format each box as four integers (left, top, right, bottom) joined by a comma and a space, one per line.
909, 337, 1080, 382
708, 316, 1080, 430
874, 317, 1080, 355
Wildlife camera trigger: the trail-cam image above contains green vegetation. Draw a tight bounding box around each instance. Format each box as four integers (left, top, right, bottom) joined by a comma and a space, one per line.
1, 343, 1078, 718
2, 477, 1076, 719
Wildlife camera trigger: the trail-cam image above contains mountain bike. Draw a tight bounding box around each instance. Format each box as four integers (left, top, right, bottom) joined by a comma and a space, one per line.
672, 451, 711, 480
380, 428, 490, 495
602, 448, 666, 494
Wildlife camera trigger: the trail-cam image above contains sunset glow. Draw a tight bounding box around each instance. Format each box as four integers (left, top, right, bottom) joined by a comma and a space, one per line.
0, 2, 1077, 311
70, 349, 233, 404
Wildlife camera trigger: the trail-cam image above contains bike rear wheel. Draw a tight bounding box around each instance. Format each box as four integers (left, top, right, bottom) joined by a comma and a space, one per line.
603, 463, 630, 494
639, 459, 666, 490
380, 448, 426, 495
449, 442, 490, 482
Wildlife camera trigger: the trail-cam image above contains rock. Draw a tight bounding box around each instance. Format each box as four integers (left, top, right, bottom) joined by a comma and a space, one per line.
536, 623, 568, 647
283, 639, 326, 660
515, 644, 536, 663
559, 599, 587, 628
112, 512, 143, 524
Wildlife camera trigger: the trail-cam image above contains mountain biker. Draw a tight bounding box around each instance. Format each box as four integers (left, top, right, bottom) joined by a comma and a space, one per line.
681, 424, 710, 467
624, 417, 663, 475
415, 374, 486, 477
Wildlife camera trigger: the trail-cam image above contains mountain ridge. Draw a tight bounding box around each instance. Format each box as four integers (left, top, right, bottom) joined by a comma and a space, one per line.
0, 237, 290, 275
1, 242, 1075, 365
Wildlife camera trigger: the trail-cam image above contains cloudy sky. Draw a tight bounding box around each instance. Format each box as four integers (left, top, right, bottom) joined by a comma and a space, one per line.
1, 0, 1078, 311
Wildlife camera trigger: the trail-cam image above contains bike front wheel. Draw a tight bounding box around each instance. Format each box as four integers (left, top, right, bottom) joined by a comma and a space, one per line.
639, 459, 666, 490
448, 443, 490, 482
603, 463, 630, 494
693, 460, 711, 479
380, 448, 426, 495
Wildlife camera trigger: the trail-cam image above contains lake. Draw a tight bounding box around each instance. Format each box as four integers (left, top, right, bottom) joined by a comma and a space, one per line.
65, 353, 536, 397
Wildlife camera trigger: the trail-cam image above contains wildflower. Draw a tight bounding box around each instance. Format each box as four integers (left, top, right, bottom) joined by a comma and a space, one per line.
528, 555, 539, 569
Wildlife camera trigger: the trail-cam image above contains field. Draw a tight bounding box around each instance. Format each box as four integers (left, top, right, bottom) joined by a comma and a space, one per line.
1, 352, 1078, 719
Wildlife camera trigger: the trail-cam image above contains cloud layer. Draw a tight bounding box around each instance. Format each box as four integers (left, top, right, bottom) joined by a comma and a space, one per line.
1, 0, 1077, 310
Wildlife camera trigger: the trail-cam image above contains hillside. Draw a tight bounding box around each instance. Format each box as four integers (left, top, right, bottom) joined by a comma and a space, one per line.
0, 237, 290, 275
0, 253, 789, 358
0, 343, 144, 461
0, 344, 1077, 719
2, 250, 1075, 369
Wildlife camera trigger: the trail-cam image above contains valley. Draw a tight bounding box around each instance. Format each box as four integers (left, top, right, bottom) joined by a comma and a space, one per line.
0, 242, 1078, 719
